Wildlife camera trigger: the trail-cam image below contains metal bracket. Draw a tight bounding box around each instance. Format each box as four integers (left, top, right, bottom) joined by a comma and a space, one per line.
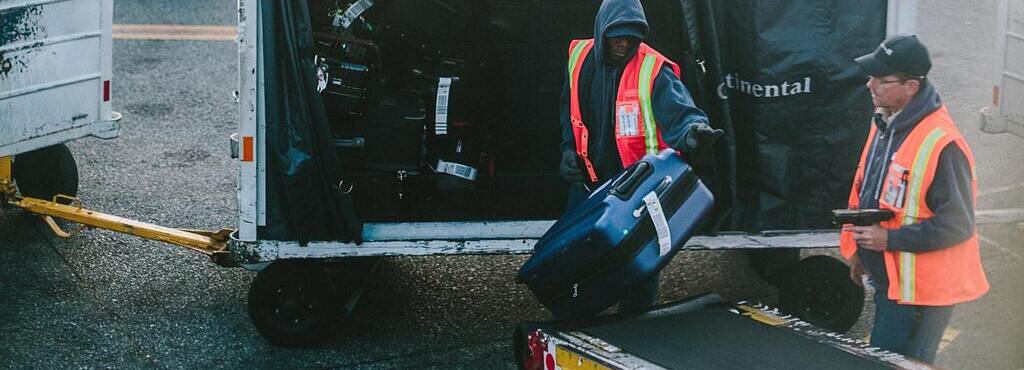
42, 216, 73, 238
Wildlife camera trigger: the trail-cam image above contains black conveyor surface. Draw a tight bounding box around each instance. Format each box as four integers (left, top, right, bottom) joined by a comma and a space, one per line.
583, 305, 890, 369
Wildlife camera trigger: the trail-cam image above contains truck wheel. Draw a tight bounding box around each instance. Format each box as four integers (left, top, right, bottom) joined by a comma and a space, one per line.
778, 255, 864, 333
248, 260, 337, 347
12, 143, 78, 203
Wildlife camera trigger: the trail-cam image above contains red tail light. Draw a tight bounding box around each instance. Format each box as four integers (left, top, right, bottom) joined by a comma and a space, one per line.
522, 330, 549, 370
104, 80, 110, 102
993, 85, 1000, 106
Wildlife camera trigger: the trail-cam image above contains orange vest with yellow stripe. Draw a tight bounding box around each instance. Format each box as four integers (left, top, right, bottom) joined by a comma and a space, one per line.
567, 39, 681, 183
840, 105, 988, 306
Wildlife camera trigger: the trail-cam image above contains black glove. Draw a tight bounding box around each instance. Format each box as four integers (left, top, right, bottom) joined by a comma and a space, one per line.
559, 150, 585, 183
682, 122, 724, 155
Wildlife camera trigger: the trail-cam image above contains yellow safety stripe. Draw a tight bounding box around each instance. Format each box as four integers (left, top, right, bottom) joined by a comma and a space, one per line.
900, 252, 915, 302
899, 127, 947, 302
637, 54, 659, 154
568, 40, 592, 82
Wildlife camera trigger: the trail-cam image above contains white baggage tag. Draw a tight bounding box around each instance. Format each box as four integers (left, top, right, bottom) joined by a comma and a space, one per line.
435, 159, 478, 181
643, 191, 672, 257
435, 77, 451, 135
337, 0, 374, 29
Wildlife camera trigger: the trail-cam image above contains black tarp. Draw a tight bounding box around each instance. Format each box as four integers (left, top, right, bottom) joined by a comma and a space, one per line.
710, 0, 887, 230
260, 0, 361, 243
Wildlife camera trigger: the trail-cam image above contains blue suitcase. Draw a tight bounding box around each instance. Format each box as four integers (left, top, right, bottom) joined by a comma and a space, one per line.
517, 149, 714, 318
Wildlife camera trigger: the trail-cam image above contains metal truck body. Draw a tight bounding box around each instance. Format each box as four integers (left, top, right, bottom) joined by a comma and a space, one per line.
0, 0, 118, 158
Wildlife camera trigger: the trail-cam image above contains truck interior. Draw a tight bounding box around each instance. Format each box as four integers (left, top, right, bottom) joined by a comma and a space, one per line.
256, 0, 886, 243
303, 0, 712, 222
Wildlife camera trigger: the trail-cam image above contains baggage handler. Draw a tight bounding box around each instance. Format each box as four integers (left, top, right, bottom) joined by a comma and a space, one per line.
558, 0, 722, 312
841, 34, 989, 363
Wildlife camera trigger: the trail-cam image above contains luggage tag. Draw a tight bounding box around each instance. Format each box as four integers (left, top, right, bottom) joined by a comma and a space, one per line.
435, 159, 478, 181
881, 163, 909, 209
642, 191, 672, 257
334, 0, 374, 29
616, 102, 641, 137
435, 77, 452, 135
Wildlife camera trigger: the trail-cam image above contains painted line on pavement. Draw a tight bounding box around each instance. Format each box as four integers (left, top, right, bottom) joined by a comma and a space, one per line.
937, 327, 961, 353
978, 182, 1024, 198
979, 234, 1023, 260
112, 24, 237, 41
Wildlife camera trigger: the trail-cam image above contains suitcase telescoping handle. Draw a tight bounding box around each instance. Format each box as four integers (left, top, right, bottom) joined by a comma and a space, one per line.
610, 161, 653, 200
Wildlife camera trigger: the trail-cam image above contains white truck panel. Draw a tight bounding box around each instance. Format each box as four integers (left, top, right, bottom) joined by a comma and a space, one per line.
887, 0, 918, 36
0, 0, 115, 157
981, 0, 1024, 138
236, 0, 260, 241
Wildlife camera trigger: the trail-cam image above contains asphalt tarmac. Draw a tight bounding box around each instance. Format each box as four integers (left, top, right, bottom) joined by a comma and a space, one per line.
1, 0, 1022, 369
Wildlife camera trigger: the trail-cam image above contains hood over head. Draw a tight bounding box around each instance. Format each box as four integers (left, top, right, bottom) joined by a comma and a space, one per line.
594, 0, 648, 65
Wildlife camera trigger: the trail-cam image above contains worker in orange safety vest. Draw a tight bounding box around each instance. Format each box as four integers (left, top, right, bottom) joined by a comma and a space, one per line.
558, 0, 722, 313
841, 35, 988, 363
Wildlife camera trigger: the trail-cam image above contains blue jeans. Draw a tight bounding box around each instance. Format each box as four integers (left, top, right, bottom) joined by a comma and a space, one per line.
870, 285, 954, 364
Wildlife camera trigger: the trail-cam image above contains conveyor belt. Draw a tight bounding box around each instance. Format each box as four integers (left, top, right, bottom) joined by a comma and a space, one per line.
583, 305, 891, 369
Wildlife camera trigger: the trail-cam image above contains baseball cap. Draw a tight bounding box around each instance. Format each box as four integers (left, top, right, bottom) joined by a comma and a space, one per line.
855, 35, 931, 78
605, 23, 644, 39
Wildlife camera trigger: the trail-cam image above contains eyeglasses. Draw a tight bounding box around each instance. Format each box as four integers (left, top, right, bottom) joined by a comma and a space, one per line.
869, 76, 909, 85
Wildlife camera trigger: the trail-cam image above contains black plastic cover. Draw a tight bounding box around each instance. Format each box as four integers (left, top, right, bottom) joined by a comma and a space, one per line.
260, 0, 362, 243
711, 0, 887, 230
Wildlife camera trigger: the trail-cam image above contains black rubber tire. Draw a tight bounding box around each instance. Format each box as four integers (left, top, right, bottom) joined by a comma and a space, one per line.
248, 260, 337, 347
778, 255, 864, 333
12, 143, 79, 203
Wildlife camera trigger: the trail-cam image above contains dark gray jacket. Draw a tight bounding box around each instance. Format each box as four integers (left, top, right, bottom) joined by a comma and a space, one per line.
559, 0, 708, 184
856, 81, 975, 287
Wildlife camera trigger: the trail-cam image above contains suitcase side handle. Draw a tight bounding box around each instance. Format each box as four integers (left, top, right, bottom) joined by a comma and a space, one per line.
610, 161, 653, 200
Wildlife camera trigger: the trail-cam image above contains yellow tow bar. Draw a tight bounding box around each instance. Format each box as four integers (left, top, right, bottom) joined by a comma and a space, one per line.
2, 156, 235, 266
13, 196, 237, 266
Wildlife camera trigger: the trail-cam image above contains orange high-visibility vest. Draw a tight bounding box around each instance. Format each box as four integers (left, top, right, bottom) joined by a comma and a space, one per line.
840, 105, 989, 306
567, 39, 682, 183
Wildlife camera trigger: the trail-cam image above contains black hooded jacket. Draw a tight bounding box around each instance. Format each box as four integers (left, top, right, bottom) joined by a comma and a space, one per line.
856, 81, 976, 288
559, 0, 708, 184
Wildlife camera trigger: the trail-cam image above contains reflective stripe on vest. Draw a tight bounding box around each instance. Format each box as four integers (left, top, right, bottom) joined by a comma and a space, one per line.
638, 53, 659, 154
896, 127, 945, 302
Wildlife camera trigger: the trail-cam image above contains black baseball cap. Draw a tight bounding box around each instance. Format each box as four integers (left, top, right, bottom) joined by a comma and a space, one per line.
855, 35, 931, 79
605, 23, 645, 39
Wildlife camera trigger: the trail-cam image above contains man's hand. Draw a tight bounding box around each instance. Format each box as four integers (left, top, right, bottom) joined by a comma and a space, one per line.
559, 151, 584, 183
683, 122, 724, 154
848, 253, 865, 287
852, 224, 888, 251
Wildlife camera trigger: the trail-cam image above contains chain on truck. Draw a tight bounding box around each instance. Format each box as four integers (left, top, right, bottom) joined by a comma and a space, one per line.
6, 0, 1014, 354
